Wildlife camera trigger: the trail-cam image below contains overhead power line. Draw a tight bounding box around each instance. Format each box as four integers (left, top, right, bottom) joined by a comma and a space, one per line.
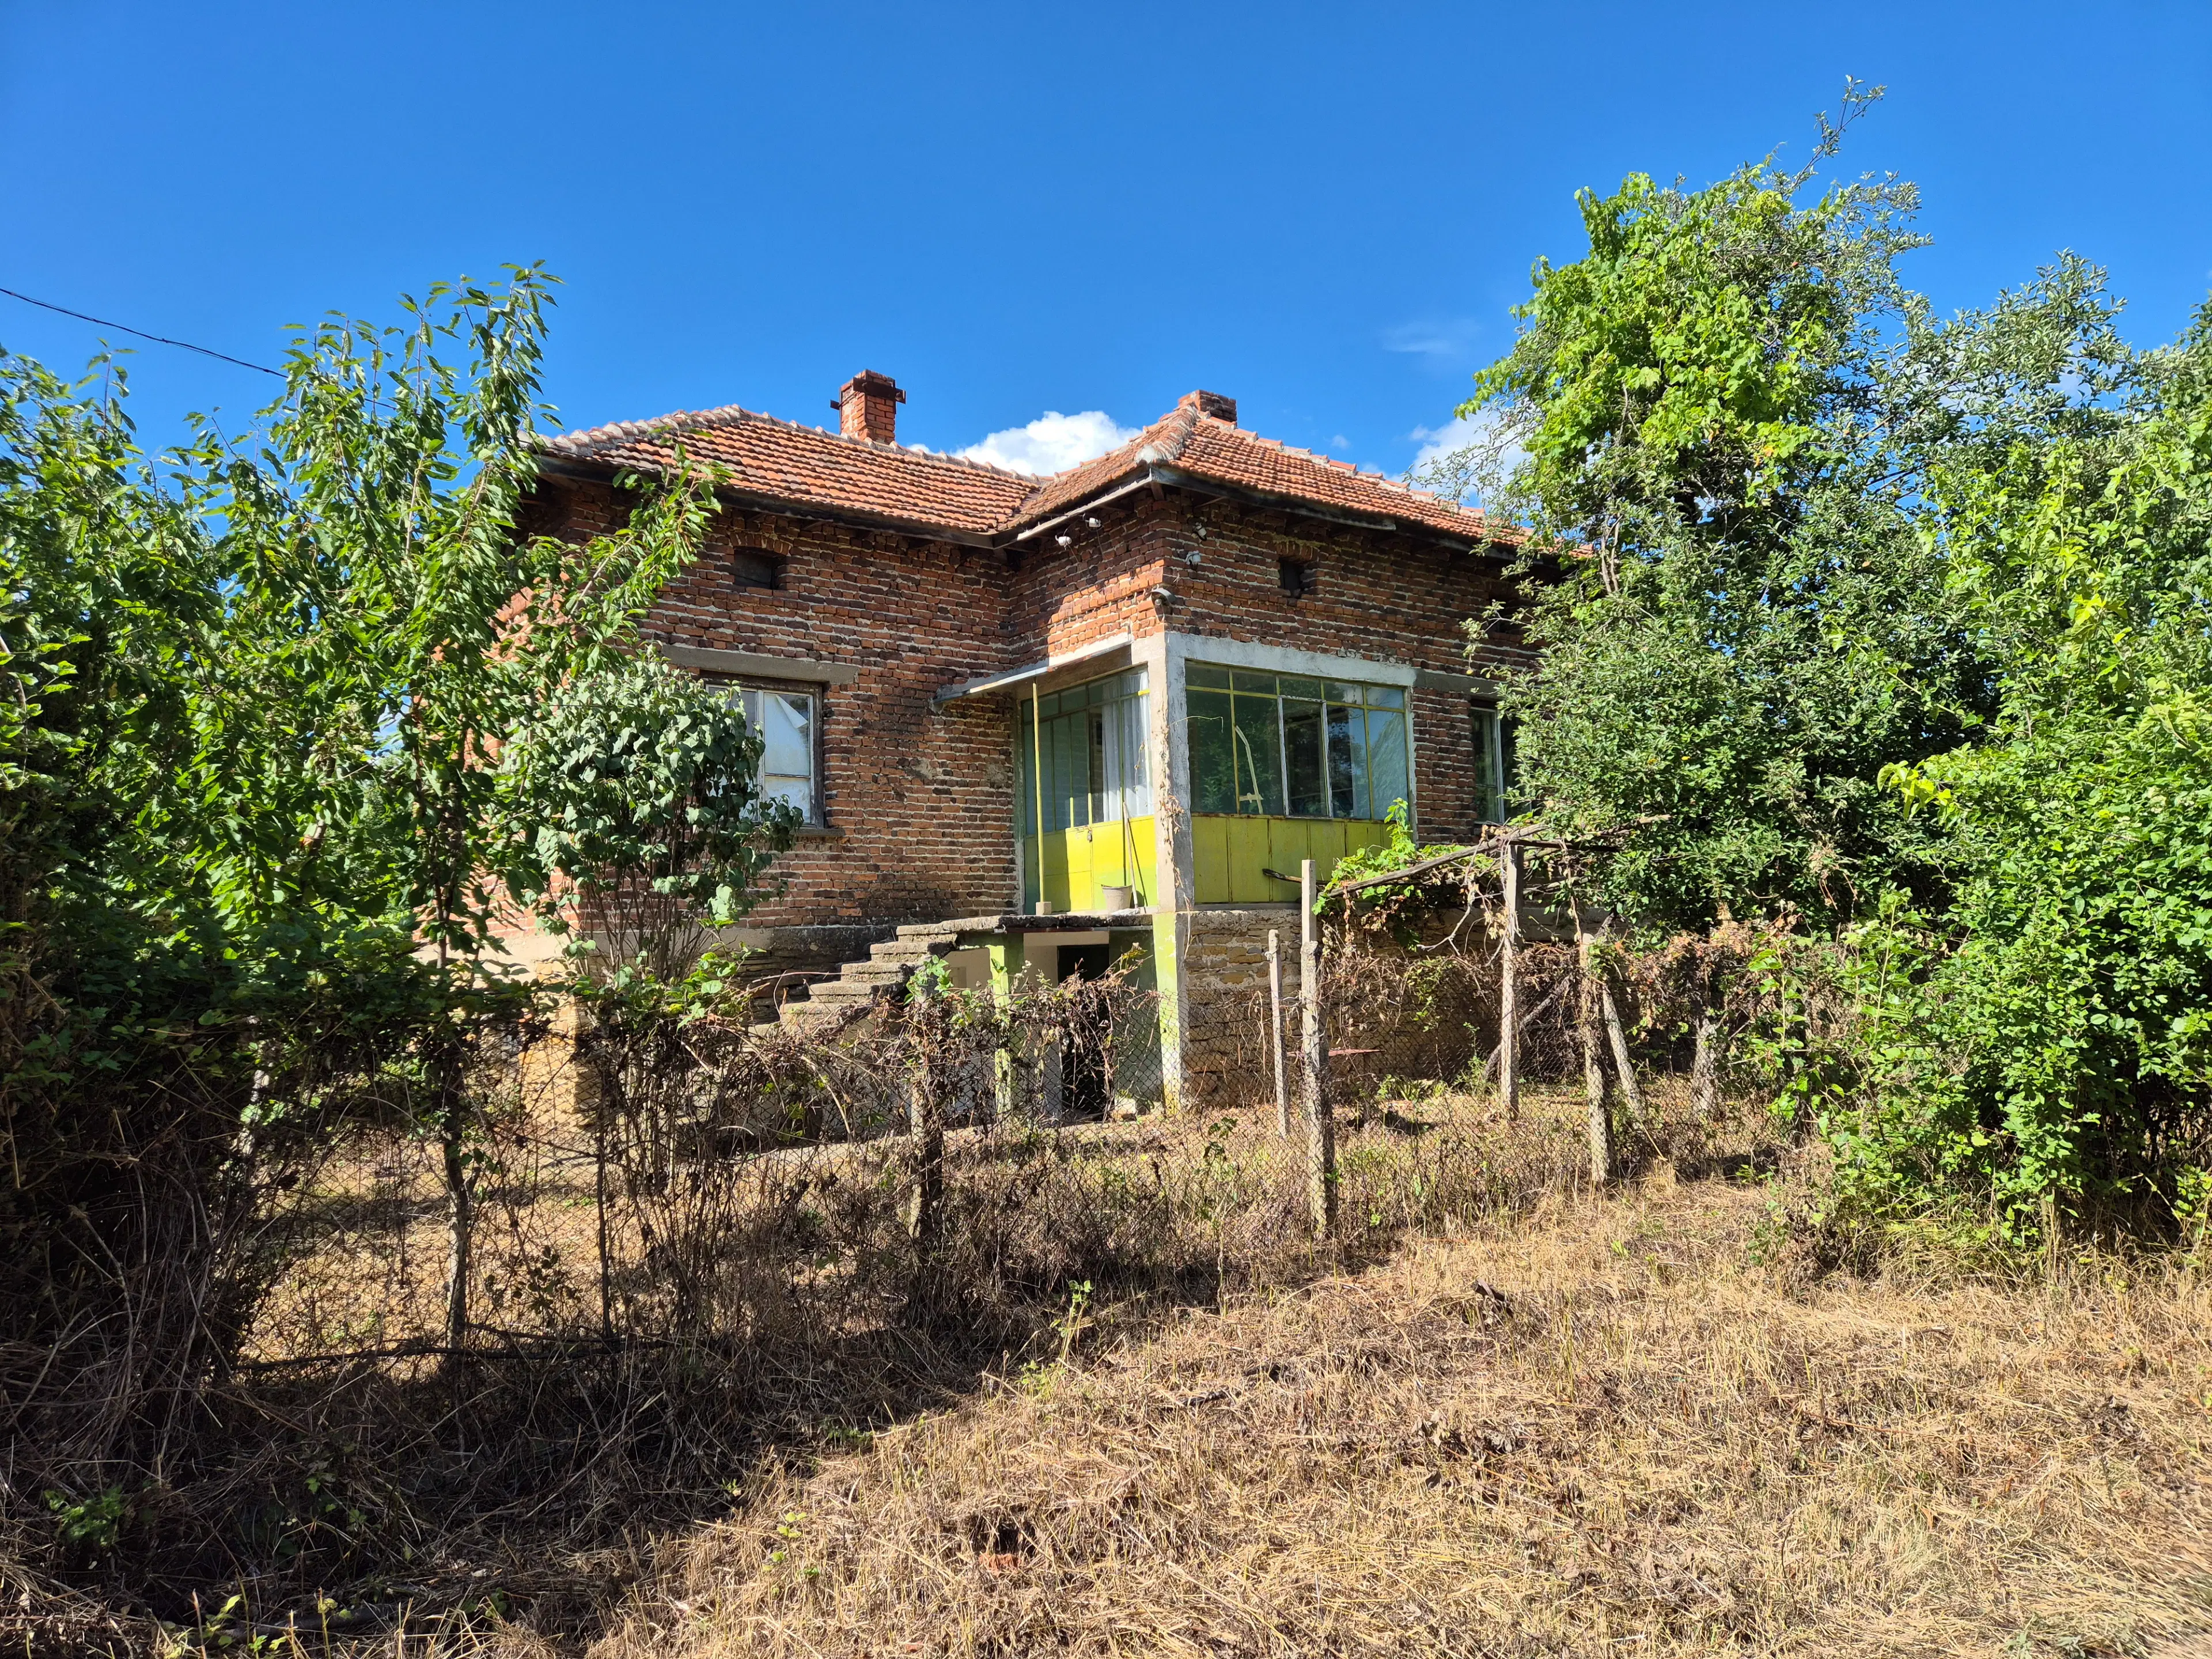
0, 285, 283, 377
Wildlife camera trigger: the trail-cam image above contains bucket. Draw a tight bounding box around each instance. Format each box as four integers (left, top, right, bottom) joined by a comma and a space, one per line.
1097, 884, 1135, 912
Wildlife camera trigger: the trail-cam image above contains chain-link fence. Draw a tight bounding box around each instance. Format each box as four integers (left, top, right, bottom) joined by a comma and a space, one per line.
68, 879, 1795, 1638
251, 885, 1775, 1375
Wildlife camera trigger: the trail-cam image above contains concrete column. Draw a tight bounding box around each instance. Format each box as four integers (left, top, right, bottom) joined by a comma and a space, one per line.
987, 933, 1027, 1118
1135, 630, 1190, 1112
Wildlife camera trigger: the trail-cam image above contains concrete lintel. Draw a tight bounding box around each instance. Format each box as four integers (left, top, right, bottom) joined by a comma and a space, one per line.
660, 642, 860, 685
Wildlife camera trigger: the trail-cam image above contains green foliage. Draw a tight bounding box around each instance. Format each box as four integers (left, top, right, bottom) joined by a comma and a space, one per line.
0, 268, 789, 1467
1468, 87, 1919, 543
1324, 800, 1480, 913
499, 654, 797, 976
1451, 88, 2203, 1240
1456, 89, 2132, 937
1825, 308, 2212, 1234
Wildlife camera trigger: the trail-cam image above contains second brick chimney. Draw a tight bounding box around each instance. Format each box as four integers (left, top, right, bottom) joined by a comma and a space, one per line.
833, 370, 906, 444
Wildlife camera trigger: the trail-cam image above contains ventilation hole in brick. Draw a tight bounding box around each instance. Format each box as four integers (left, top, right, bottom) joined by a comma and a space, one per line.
732, 548, 782, 591
1279, 558, 1316, 599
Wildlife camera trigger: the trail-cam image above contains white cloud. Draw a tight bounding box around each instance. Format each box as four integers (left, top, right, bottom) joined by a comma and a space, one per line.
1382, 318, 1480, 363
957, 410, 1137, 475
1406, 407, 1528, 503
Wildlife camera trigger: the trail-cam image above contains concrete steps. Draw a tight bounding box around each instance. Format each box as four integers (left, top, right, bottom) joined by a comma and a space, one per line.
763, 921, 967, 1037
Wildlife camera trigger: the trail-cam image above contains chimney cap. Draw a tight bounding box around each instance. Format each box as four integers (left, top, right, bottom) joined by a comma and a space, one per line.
833, 369, 907, 411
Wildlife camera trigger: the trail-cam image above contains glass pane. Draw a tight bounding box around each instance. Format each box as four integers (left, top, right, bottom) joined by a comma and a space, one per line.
762, 775, 811, 817
1327, 680, 1365, 706
1049, 713, 1085, 830
1187, 688, 1236, 814
1230, 669, 1277, 695
1231, 691, 1285, 816
1473, 707, 1502, 823
1279, 675, 1323, 700
1283, 698, 1327, 817
1367, 707, 1409, 818
1327, 702, 1368, 819
1367, 684, 1406, 709
1185, 662, 1231, 690
1038, 689, 1062, 718
760, 693, 812, 779
1086, 706, 1108, 823
1103, 691, 1150, 819
1122, 694, 1151, 816
1017, 728, 1036, 836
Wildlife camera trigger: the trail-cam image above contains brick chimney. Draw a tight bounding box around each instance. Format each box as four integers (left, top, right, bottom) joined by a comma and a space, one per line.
1179, 389, 1237, 424
833, 370, 906, 444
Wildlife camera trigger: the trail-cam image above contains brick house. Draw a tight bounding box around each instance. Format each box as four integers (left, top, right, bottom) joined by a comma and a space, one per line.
522, 373, 1527, 1106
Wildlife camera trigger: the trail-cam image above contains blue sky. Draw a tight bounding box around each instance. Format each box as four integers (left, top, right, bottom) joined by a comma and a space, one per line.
3, 2, 2208, 478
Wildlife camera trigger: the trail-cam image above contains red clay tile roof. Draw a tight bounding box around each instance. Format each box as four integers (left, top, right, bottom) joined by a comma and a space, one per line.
537, 392, 1510, 547
536, 404, 1034, 537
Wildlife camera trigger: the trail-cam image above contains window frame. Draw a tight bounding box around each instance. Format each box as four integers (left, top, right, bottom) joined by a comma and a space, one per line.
1471, 701, 1516, 825
1184, 661, 1412, 824
729, 680, 824, 827
1015, 666, 1152, 836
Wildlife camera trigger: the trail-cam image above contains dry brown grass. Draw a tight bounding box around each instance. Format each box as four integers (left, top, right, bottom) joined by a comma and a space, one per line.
559, 1166, 2212, 1658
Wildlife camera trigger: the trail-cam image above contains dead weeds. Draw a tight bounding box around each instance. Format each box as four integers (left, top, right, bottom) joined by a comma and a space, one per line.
569, 1173, 2212, 1659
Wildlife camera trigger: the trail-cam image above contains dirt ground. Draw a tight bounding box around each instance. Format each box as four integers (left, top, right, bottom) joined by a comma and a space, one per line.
544, 1168, 2212, 1658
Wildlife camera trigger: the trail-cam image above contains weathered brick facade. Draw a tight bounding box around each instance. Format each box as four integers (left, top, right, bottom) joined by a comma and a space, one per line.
521, 378, 1531, 1097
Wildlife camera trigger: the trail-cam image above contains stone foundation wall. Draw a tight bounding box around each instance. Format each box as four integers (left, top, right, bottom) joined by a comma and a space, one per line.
1176, 907, 1306, 1107
1174, 906, 1500, 1108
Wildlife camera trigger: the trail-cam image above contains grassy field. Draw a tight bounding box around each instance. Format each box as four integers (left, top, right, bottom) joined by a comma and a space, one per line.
14, 1090, 2212, 1657
534, 1164, 2212, 1658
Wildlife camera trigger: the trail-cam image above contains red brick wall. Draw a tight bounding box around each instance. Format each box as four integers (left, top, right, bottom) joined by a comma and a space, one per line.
540, 478, 1020, 926
1007, 495, 1521, 847
533, 476, 1524, 933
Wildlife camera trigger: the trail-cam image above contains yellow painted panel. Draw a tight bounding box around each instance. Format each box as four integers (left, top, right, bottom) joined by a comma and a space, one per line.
1023, 814, 1161, 912
1192, 815, 1233, 904
1226, 816, 1273, 904
1192, 813, 1397, 905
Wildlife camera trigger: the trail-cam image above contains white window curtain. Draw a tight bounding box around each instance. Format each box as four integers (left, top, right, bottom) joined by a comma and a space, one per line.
737, 687, 817, 823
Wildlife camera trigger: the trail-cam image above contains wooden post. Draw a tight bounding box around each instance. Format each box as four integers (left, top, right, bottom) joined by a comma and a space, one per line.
1498, 838, 1521, 1120
1596, 937, 1645, 1130
1267, 928, 1289, 1137
1575, 907, 1615, 1188
1691, 1013, 1720, 1122
1299, 859, 1334, 1239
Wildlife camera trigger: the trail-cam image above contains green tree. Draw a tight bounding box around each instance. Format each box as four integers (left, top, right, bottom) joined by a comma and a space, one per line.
499, 653, 798, 981
210, 268, 732, 1350
1835, 307, 2212, 1234
1450, 88, 2130, 934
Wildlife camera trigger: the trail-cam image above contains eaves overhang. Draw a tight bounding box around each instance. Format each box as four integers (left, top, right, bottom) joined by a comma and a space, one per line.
532, 449, 1513, 560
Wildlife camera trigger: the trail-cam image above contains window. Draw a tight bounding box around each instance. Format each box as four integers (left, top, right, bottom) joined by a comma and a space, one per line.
1185, 663, 1409, 821
1472, 703, 1517, 824
736, 687, 818, 823
1016, 669, 1150, 835
732, 548, 781, 590
1279, 558, 1316, 599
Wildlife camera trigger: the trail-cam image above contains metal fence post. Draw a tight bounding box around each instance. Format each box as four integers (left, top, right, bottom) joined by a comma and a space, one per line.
1498, 836, 1521, 1121
1299, 859, 1334, 1239
1267, 928, 1289, 1137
